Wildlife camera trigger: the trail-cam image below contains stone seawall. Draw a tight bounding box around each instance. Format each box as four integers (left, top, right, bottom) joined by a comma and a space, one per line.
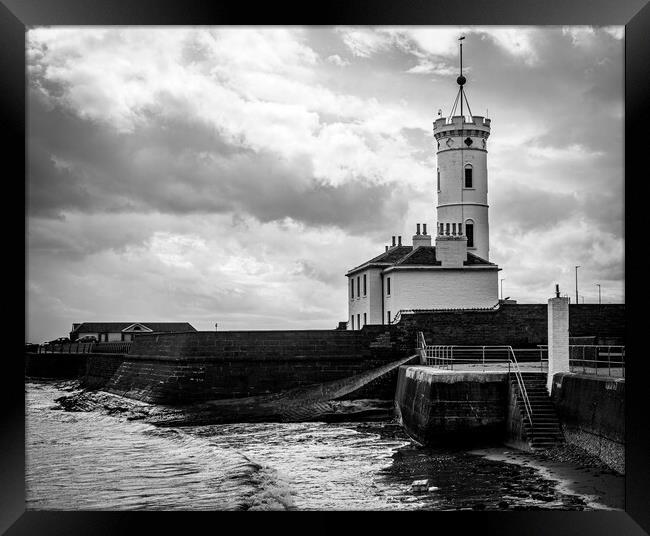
394, 367, 509, 445
77, 327, 413, 404
551, 373, 625, 474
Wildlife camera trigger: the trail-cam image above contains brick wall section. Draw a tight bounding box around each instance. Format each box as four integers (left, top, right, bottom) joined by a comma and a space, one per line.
395, 304, 625, 347
568, 305, 626, 343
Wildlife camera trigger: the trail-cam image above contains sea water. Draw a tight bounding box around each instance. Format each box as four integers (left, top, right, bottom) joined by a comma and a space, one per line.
25, 381, 623, 511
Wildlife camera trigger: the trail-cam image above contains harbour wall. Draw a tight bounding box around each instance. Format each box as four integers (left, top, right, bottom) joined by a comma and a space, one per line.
394, 367, 510, 445
551, 373, 625, 474
395, 367, 625, 473
27, 327, 413, 404
25, 304, 624, 406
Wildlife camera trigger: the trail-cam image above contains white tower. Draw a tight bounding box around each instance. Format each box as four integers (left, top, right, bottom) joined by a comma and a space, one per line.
433, 37, 491, 261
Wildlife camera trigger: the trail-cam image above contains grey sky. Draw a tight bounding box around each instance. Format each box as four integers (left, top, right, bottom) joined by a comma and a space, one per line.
26, 26, 624, 342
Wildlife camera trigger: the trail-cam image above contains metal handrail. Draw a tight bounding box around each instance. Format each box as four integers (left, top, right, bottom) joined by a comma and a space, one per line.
507, 346, 533, 427
417, 340, 535, 427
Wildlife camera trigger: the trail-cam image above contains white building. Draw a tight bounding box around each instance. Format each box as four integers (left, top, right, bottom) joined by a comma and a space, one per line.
346, 45, 500, 330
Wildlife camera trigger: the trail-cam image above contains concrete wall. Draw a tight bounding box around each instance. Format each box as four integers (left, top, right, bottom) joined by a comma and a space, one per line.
384, 268, 498, 314
551, 373, 625, 474
394, 366, 508, 445
505, 381, 532, 451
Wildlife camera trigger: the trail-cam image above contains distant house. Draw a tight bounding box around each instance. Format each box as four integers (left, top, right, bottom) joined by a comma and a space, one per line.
70, 322, 197, 342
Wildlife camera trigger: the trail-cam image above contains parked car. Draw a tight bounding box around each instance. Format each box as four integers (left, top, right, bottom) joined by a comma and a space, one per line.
77, 336, 97, 343
47, 337, 71, 345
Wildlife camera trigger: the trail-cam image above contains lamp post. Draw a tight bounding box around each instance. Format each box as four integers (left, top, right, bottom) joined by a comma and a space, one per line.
500, 278, 505, 301
575, 266, 580, 305
596, 283, 601, 305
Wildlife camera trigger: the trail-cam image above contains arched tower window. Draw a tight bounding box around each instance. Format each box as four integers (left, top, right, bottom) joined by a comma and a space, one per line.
437, 168, 440, 191
465, 219, 474, 248
464, 164, 473, 188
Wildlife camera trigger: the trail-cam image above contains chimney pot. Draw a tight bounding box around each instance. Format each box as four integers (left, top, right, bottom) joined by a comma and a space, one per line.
416, 223, 421, 235
423, 223, 427, 235
391, 236, 396, 247
398, 236, 402, 246
385, 245, 389, 252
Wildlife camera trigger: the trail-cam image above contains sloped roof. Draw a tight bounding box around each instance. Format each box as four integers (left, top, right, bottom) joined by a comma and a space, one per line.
71, 322, 196, 334
347, 245, 495, 275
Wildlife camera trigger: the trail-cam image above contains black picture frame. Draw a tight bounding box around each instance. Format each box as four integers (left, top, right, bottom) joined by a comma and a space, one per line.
5, 0, 648, 533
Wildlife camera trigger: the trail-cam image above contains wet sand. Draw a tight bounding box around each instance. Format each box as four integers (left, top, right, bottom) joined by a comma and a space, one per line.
470, 447, 624, 510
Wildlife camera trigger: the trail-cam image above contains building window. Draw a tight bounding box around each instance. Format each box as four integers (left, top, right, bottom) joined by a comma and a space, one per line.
466, 221, 474, 248
437, 168, 440, 191
357, 314, 360, 330
351, 278, 354, 299
357, 276, 360, 298
363, 274, 367, 296
364, 313, 367, 326
387, 277, 391, 295
464, 164, 473, 188
387, 311, 392, 324
351, 315, 355, 330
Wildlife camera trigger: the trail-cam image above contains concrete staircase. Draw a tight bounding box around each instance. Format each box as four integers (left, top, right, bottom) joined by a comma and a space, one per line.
512, 372, 564, 450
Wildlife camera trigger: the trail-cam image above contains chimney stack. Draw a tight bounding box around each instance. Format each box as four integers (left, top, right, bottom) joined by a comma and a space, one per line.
398, 236, 402, 246
413, 223, 432, 248
391, 236, 396, 247
435, 232, 467, 267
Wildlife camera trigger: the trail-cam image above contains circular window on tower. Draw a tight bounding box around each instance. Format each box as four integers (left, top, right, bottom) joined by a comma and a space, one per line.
446, 137, 454, 147
464, 137, 473, 147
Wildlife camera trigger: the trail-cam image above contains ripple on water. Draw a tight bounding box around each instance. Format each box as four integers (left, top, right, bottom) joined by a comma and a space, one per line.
26, 382, 623, 511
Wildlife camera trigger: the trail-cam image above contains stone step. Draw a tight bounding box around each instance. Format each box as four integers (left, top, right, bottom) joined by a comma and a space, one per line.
526, 428, 562, 434
526, 427, 562, 433
525, 421, 561, 427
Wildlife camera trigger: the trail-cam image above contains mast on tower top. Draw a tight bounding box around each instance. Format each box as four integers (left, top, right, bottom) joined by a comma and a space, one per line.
448, 35, 473, 123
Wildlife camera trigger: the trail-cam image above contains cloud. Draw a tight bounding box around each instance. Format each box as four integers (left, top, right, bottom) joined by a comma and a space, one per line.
406, 60, 456, 76
327, 54, 350, 67
334, 27, 391, 58
26, 26, 625, 341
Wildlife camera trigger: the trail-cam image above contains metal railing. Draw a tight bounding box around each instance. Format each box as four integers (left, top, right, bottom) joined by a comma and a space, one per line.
416, 333, 534, 426
32, 341, 133, 355
538, 344, 625, 378
35, 342, 95, 354
507, 345, 533, 428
